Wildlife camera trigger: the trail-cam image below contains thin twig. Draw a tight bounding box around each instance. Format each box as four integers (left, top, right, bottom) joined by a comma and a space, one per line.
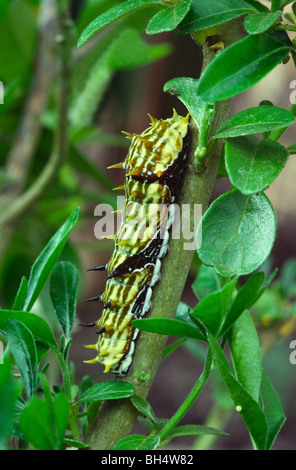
2, 0, 57, 197
0, 0, 73, 228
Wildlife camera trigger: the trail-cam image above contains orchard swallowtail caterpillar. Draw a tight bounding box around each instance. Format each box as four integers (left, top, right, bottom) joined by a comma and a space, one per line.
82, 110, 191, 375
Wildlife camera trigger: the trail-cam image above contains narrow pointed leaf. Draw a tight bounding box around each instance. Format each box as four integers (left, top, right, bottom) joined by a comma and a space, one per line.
214, 106, 295, 138
77, 0, 165, 48
6, 320, 38, 399
132, 318, 206, 341
229, 311, 262, 402
260, 372, 286, 449
49, 261, 79, 336
207, 331, 268, 450
23, 208, 80, 312
77, 381, 134, 404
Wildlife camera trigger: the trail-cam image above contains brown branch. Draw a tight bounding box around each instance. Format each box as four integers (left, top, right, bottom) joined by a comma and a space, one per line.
0, 0, 73, 230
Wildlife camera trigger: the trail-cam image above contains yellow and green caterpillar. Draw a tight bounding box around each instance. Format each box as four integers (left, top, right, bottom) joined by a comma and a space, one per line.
83, 110, 191, 375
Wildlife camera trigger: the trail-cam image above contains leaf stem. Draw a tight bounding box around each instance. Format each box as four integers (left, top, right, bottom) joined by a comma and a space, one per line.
157, 349, 214, 443
55, 347, 80, 440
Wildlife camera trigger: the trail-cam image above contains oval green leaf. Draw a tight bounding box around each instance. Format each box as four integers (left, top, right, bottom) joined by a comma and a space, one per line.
6, 320, 38, 399
214, 106, 295, 138
244, 11, 281, 34
196, 34, 291, 102
177, 0, 255, 33
229, 310, 262, 402
225, 135, 289, 194
146, 0, 191, 35
198, 189, 276, 276
0, 309, 57, 349
49, 261, 79, 337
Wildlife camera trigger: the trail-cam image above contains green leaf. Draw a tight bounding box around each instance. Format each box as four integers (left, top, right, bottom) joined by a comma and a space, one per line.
162, 338, 187, 359
132, 318, 206, 341
198, 189, 276, 276
77, 381, 134, 404
177, 0, 255, 33
23, 208, 80, 312
244, 10, 281, 34
0, 361, 19, 450
192, 264, 221, 300
77, 0, 165, 48
225, 136, 289, 195
6, 320, 38, 399
52, 393, 69, 449
19, 393, 68, 450
220, 272, 265, 336
12, 276, 28, 310
19, 397, 57, 450
131, 395, 158, 424
260, 372, 286, 449
190, 277, 238, 336
146, 0, 191, 35
63, 438, 89, 449
165, 424, 228, 443
196, 34, 291, 102
163, 77, 215, 138
229, 311, 262, 401
0, 310, 57, 349
214, 106, 295, 138
113, 434, 160, 450
207, 331, 268, 450
49, 261, 79, 337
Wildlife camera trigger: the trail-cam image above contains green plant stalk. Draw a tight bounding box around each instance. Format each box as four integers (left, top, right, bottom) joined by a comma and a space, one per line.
69, 55, 113, 129
0, 0, 73, 228
157, 349, 214, 444
194, 104, 215, 172
54, 347, 81, 440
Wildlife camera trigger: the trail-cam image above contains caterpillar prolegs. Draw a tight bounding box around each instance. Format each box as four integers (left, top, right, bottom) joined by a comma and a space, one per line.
84, 110, 191, 375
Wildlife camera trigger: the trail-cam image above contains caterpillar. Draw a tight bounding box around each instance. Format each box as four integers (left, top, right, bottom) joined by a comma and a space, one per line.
83, 110, 191, 375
